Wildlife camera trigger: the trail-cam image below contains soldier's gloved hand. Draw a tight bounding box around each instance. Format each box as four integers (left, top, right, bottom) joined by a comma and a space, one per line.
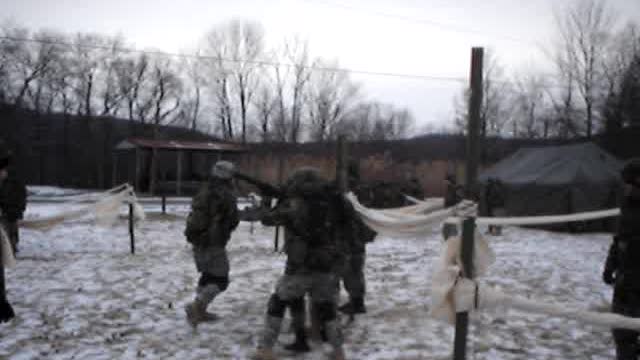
602, 270, 615, 286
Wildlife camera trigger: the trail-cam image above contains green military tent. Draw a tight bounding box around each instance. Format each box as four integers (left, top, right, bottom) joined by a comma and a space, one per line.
478, 142, 623, 231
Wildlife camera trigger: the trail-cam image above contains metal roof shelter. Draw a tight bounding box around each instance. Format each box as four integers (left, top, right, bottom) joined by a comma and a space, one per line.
114, 137, 247, 195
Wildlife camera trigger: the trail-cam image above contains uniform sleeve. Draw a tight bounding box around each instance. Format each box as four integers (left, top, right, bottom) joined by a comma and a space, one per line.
604, 236, 619, 277
261, 197, 304, 228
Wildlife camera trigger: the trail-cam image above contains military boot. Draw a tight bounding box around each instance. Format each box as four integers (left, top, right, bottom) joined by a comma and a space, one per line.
332, 347, 346, 360
0, 298, 15, 323
284, 329, 311, 353
184, 300, 206, 328
339, 298, 366, 315
252, 347, 276, 360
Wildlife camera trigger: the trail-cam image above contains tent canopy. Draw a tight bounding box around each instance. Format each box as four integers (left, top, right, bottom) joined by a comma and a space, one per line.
478, 143, 623, 230
479, 142, 622, 186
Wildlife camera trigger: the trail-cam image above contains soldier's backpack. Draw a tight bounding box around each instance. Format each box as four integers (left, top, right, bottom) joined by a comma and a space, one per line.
184, 186, 212, 247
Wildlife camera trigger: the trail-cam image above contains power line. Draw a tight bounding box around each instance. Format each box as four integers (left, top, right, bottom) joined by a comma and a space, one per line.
0, 35, 468, 84
299, 0, 535, 46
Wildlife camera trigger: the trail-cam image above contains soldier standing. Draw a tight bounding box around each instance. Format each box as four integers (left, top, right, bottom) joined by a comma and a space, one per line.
0, 141, 27, 255
339, 161, 376, 316
253, 167, 346, 360
603, 158, 640, 359
184, 161, 239, 328
485, 178, 506, 236
0, 142, 20, 323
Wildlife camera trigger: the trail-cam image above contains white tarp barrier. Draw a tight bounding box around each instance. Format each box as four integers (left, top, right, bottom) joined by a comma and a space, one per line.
346, 193, 475, 237
19, 184, 144, 231
430, 233, 640, 331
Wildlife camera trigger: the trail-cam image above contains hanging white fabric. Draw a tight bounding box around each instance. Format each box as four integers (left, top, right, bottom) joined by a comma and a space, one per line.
346, 192, 474, 237
429, 233, 640, 331
20, 184, 144, 231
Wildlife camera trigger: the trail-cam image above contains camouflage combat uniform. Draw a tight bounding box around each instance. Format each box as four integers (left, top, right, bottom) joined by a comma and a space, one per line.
184, 161, 239, 328
604, 159, 640, 360
339, 171, 377, 316
255, 168, 347, 360
0, 175, 27, 255
0, 141, 20, 323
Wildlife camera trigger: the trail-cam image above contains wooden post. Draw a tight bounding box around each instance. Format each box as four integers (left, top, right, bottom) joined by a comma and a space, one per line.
161, 195, 166, 214
453, 217, 476, 360
176, 150, 183, 196
129, 203, 135, 254
465, 47, 484, 197
453, 46, 483, 360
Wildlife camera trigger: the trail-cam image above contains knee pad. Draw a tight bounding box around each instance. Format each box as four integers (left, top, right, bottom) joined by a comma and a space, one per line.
314, 301, 337, 322
198, 274, 229, 291
267, 294, 287, 318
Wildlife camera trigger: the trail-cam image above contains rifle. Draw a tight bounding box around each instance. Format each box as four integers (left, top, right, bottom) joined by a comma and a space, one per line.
233, 171, 285, 199
233, 171, 285, 252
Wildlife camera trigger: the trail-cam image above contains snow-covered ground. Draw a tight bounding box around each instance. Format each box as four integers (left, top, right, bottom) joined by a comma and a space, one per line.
0, 197, 617, 359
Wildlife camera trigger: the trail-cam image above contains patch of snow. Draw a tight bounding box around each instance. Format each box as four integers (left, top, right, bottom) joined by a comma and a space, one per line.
0, 202, 617, 359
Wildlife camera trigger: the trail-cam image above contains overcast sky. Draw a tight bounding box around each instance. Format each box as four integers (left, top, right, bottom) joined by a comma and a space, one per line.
3, 0, 640, 132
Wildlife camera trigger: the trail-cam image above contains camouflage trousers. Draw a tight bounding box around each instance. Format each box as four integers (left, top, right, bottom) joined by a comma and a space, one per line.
193, 246, 229, 277
341, 253, 366, 299
260, 272, 343, 349
612, 286, 640, 359
0, 220, 18, 254
275, 272, 338, 303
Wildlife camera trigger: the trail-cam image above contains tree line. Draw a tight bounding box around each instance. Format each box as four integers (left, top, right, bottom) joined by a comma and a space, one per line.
452, 0, 640, 140
0, 19, 414, 144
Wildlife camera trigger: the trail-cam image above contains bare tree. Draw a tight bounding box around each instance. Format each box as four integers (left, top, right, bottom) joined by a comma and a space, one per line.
601, 23, 640, 133
178, 54, 206, 131
283, 37, 313, 143
554, 0, 616, 137
149, 56, 182, 133
512, 72, 549, 138
306, 59, 360, 142
255, 80, 277, 142
98, 35, 126, 117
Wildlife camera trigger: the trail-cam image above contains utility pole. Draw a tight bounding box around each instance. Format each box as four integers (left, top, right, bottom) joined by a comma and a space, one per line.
453, 46, 483, 360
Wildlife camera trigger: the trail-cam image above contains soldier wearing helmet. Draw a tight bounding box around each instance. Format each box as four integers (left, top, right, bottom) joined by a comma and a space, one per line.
183, 161, 239, 328
0, 140, 27, 255
254, 167, 347, 360
0, 139, 24, 323
603, 158, 640, 359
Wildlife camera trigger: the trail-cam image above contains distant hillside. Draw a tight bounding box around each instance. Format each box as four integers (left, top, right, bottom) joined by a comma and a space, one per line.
0, 104, 218, 188
1, 103, 637, 191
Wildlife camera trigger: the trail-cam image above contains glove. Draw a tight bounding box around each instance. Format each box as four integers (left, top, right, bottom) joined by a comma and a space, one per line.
0, 298, 15, 323
602, 270, 615, 286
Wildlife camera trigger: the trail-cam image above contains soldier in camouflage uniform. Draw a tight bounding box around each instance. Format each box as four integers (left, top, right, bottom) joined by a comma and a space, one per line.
603, 158, 640, 360
254, 167, 347, 360
184, 161, 239, 328
339, 160, 376, 316
0, 141, 26, 255
0, 141, 21, 323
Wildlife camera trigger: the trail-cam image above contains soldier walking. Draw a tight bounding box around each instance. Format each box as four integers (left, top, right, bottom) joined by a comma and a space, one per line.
184, 161, 239, 328
253, 167, 347, 360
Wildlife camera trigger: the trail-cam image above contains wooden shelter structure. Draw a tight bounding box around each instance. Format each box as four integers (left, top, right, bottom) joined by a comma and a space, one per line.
113, 137, 247, 195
